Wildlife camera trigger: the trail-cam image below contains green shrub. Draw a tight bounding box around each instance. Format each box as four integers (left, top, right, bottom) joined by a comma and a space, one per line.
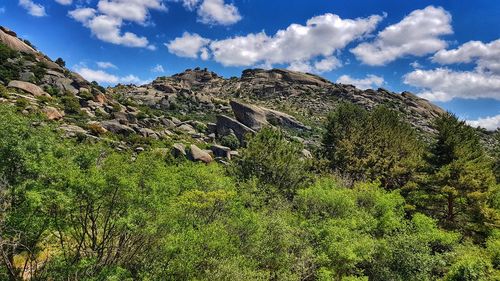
220, 134, 240, 149
61, 92, 81, 114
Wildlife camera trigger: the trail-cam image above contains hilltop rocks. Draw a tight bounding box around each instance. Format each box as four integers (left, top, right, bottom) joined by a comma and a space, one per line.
188, 144, 213, 163
0, 26, 37, 55
211, 144, 231, 159
8, 80, 49, 97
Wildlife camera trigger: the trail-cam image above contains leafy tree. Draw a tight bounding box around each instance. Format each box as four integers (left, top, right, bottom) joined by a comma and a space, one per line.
232, 127, 312, 200
417, 113, 498, 239
323, 103, 424, 189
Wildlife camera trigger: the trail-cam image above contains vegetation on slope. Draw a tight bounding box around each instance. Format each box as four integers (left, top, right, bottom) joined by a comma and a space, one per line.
0, 102, 499, 280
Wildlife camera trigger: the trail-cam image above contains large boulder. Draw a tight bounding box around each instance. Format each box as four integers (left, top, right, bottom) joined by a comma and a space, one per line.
230, 100, 308, 131
229, 100, 268, 130
101, 120, 135, 136
188, 144, 213, 163
8, 80, 49, 97
216, 115, 255, 144
0, 27, 37, 55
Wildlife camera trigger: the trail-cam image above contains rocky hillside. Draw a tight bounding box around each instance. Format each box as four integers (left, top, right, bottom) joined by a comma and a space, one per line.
0, 25, 448, 163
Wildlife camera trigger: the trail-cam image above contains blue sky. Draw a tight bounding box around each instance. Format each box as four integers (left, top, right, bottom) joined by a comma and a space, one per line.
2, 0, 500, 129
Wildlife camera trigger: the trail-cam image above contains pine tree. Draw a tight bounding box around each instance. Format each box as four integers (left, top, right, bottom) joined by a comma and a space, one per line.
422, 113, 498, 239
323, 103, 424, 189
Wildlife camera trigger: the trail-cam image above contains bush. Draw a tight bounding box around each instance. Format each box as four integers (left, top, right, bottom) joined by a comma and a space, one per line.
54, 57, 65, 67
220, 133, 240, 149
61, 92, 81, 114
233, 127, 312, 199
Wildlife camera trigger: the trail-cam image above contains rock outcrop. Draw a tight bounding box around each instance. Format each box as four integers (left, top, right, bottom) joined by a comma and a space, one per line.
8, 80, 49, 97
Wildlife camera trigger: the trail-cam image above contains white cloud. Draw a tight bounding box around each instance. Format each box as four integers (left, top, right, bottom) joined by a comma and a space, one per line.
410, 61, 422, 69
208, 13, 382, 68
432, 39, 500, 74
97, 61, 117, 69
55, 0, 72, 5
68, 8, 97, 23
314, 56, 342, 72
74, 66, 149, 85
75, 67, 119, 83
166, 32, 211, 58
351, 6, 452, 65
403, 68, 500, 102
467, 115, 500, 131
197, 0, 241, 25
19, 0, 46, 17
337, 74, 384, 90
97, 0, 166, 24
151, 64, 164, 73
68, 0, 165, 49
177, 0, 241, 25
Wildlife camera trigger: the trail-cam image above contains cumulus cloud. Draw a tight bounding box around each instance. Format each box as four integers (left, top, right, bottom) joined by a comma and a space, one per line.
68, 0, 165, 48
19, 0, 46, 17
74, 66, 149, 85
75, 67, 120, 83
467, 115, 500, 131
55, 0, 72, 5
205, 13, 382, 69
403, 68, 500, 102
97, 0, 166, 24
166, 32, 211, 58
197, 0, 241, 25
337, 74, 384, 90
432, 39, 500, 74
97, 61, 117, 69
151, 64, 165, 73
177, 0, 241, 25
351, 6, 452, 65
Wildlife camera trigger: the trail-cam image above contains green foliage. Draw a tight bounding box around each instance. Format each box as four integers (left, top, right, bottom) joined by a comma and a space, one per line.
413, 113, 498, 239
61, 92, 81, 114
323, 103, 424, 189
54, 57, 65, 67
0, 43, 20, 83
233, 127, 312, 199
220, 133, 240, 149
31, 61, 47, 83
0, 103, 499, 280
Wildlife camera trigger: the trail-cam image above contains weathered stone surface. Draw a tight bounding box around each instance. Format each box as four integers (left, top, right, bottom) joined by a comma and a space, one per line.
230, 100, 307, 131
139, 128, 158, 139
188, 144, 213, 163
101, 120, 135, 135
42, 106, 64, 120
171, 143, 186, 158
177, 123, 196, 134
230, 100, 268, 130
216, 115, 255, 143
8, 80, 49, 97
58, 124, 87, 137
0, 27, 37, 54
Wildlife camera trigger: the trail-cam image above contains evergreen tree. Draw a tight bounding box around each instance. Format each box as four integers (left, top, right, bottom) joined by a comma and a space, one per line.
323, 103, 424, 189
421, 113, 498, 238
